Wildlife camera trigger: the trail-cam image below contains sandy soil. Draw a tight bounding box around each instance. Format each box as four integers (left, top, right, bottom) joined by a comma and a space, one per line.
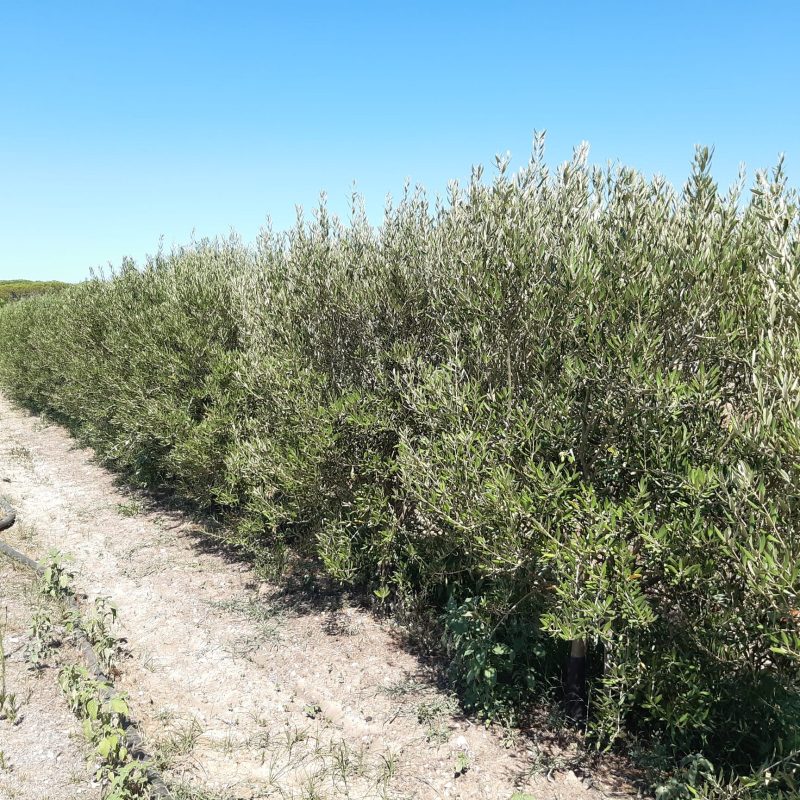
0, 556, 100, 800
0, 394, 640, 800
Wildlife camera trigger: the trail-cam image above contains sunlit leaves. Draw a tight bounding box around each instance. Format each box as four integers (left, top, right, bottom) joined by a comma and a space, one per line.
1, 140, 798, 782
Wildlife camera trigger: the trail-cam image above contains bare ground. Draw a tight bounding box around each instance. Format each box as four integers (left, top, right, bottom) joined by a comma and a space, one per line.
0, 556, 100, 800
0, 395, 640, 800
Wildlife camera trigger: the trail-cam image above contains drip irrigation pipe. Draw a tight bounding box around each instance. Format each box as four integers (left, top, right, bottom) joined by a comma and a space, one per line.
0, 494, 16, 533
0, 492, 172, 798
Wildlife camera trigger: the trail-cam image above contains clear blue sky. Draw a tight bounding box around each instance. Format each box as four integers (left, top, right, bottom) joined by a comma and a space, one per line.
2, 1, 798, 283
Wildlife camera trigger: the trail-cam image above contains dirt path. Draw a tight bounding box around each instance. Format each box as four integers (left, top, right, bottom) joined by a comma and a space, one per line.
0, 395, 638, 800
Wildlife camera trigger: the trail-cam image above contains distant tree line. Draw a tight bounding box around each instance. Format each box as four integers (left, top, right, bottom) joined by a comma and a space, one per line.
0, 280, 70, 305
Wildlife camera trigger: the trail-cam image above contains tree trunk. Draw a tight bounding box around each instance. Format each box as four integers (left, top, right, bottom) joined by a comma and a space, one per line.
565, 638, 587, 725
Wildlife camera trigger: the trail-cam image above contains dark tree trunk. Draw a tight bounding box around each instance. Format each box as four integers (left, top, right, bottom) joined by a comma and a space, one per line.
565, 638, 587, 725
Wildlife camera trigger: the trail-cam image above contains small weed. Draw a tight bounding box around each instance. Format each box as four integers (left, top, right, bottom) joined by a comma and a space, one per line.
139, 651, 162, 673
14, 522, 35, 542
151, 717, 202, 771
8, 445, 31, 463
300, 774, 325, 800
219, 729, 239, 756
282, 724, 310, 759
415, 696, 457, 744
329, 738, 351, 785
379, 677, 426, 699
116, 500, 144, 518
328, 738, 369, 787
378, 750, 399, 783
453, 750, 471, 777
209, 596, 280, 627
25, 607, 54, 669
0, 686, 20, 724
166, 785, 233, 800
155, 707, 176, 724
210, 596, 281, 657
247, 728, 272, 750
81, 596, 120, 673
38, 551, 75, 601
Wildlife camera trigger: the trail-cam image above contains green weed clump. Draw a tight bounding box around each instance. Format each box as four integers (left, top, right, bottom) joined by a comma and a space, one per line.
1, 138, 798, 792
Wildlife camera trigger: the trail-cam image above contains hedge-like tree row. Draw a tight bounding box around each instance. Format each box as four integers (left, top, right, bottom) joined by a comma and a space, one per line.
2, 141, 798, 795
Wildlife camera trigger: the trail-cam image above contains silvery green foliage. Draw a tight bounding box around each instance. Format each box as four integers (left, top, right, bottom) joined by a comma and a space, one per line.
1, 138, 798, 790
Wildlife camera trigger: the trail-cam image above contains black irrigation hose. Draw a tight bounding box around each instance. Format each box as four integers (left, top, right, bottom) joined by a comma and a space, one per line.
0, 492, 172, 799
0, 493, 16, 533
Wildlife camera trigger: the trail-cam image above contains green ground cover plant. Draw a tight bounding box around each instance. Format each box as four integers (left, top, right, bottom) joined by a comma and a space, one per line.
59, 664, 150, 798
1, 138, 798, 794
